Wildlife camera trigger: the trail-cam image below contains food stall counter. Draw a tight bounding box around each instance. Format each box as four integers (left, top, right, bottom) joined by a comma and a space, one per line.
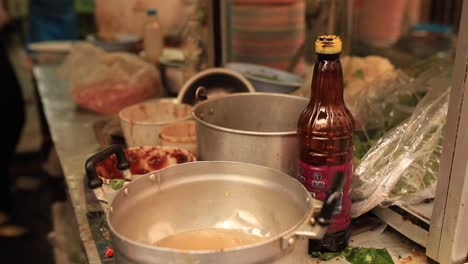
33, 62, 424, 264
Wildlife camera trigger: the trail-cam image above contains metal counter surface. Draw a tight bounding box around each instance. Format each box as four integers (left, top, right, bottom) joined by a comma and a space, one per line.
34, 64, 106, 263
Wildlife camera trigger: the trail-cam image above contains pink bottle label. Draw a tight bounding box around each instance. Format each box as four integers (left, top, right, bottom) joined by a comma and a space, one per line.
296, 161, 352, 234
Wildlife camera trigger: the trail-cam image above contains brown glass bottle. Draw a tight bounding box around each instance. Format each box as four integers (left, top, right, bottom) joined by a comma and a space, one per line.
296, 36, 354, 252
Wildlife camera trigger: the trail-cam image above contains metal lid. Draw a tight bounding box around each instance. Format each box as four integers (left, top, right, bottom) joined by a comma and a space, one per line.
315, 35, 342, 54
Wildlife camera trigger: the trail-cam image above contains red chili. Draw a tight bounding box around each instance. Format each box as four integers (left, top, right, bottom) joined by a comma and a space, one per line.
105, 247, 114, 258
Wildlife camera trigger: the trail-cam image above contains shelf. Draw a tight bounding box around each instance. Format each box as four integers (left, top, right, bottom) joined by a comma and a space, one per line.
401, 201, 433, 224
372, 201, 433, 248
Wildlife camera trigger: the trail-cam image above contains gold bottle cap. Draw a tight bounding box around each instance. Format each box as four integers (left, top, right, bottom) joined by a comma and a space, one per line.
315, 35, 342, 54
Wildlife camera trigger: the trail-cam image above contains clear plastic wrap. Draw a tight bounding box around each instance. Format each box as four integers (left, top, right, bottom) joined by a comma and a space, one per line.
351, 75, 451, 217
59, 43, 162, 115
349, 57, 451, 133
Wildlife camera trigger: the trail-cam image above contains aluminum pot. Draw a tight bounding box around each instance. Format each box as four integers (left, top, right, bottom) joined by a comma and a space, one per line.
107, 161, 341, 264
192, 92, 308, 175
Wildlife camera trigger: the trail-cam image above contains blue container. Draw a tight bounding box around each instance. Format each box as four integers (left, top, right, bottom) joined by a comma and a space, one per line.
226, 62, 303, 94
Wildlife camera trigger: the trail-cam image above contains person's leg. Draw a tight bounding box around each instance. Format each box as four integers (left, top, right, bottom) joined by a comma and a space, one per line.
0, 40, 25, 215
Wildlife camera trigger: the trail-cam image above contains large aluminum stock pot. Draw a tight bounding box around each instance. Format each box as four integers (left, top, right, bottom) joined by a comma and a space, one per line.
192, 93, 308, 175
107, 161, 338, 264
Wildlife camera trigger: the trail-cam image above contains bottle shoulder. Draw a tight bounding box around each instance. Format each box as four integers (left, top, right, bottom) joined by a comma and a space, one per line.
297, 104, 354, 134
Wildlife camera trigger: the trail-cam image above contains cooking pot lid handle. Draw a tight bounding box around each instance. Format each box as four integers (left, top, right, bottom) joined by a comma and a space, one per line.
85, 144, 130, 189
195, 86, 208, 103
315, 171, 345, 226
284, 172, 345, 245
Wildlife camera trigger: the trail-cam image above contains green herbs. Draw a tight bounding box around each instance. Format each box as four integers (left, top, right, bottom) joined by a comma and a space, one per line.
244, 71, 283, 82
310, 251, 343, 261
109, 179, 125, 190
352, 69, 365, 80
346, 247, 394, 264
353, 128, 385, 161
311, 247, 394, 264
354, 134, 377, 160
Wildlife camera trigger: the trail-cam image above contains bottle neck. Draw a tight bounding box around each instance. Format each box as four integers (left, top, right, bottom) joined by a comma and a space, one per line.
147, 14, 158, 24
310, 53, 344, 105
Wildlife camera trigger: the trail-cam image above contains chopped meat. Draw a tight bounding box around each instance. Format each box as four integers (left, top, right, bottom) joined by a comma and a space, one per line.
71, 77, 160, 115
148, 155, 168, 170
171, 149, 189, 164
95, 146, 195, 179
130, 162, 149, 175
125, 150, 139, 163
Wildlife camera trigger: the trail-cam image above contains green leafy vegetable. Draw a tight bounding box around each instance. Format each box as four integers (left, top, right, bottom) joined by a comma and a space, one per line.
109, 179, 125, 190
345, 247, 394, 264
353, 127, 386, 161
354, 134, 378, 160
311, 247, 394, 264
310, 251, 342, 261
352, 69, 365, 80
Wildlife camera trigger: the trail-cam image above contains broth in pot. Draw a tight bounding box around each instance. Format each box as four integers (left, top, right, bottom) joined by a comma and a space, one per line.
153, 228, 266, 251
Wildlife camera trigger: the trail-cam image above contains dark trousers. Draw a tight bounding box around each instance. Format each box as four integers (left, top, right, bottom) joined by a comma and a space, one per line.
0, 39, 25, 212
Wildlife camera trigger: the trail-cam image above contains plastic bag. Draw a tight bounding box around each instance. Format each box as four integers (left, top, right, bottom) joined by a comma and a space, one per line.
350, 75, 451, 217
60, 43, 162, 115
348, 57, 452, 161
349, 57, 452, 131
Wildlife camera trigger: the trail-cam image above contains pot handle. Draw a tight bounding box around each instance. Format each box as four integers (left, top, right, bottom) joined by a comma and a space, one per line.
284, 172, 345, 246
314, 171, 345, 227
85, 144, 130, 189
195, 86, 208, 103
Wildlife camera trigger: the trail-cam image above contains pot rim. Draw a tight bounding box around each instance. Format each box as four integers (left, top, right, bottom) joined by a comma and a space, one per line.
192, 92, 307, 136
119, 98, 192, 126
106, 161, 313, 255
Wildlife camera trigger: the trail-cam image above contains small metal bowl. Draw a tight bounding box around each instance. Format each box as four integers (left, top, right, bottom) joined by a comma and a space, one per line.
177, 68, 255, 105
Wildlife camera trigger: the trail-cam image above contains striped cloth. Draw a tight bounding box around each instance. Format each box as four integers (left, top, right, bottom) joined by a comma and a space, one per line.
232, 0, 300, 4
230, 0, 305, 73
